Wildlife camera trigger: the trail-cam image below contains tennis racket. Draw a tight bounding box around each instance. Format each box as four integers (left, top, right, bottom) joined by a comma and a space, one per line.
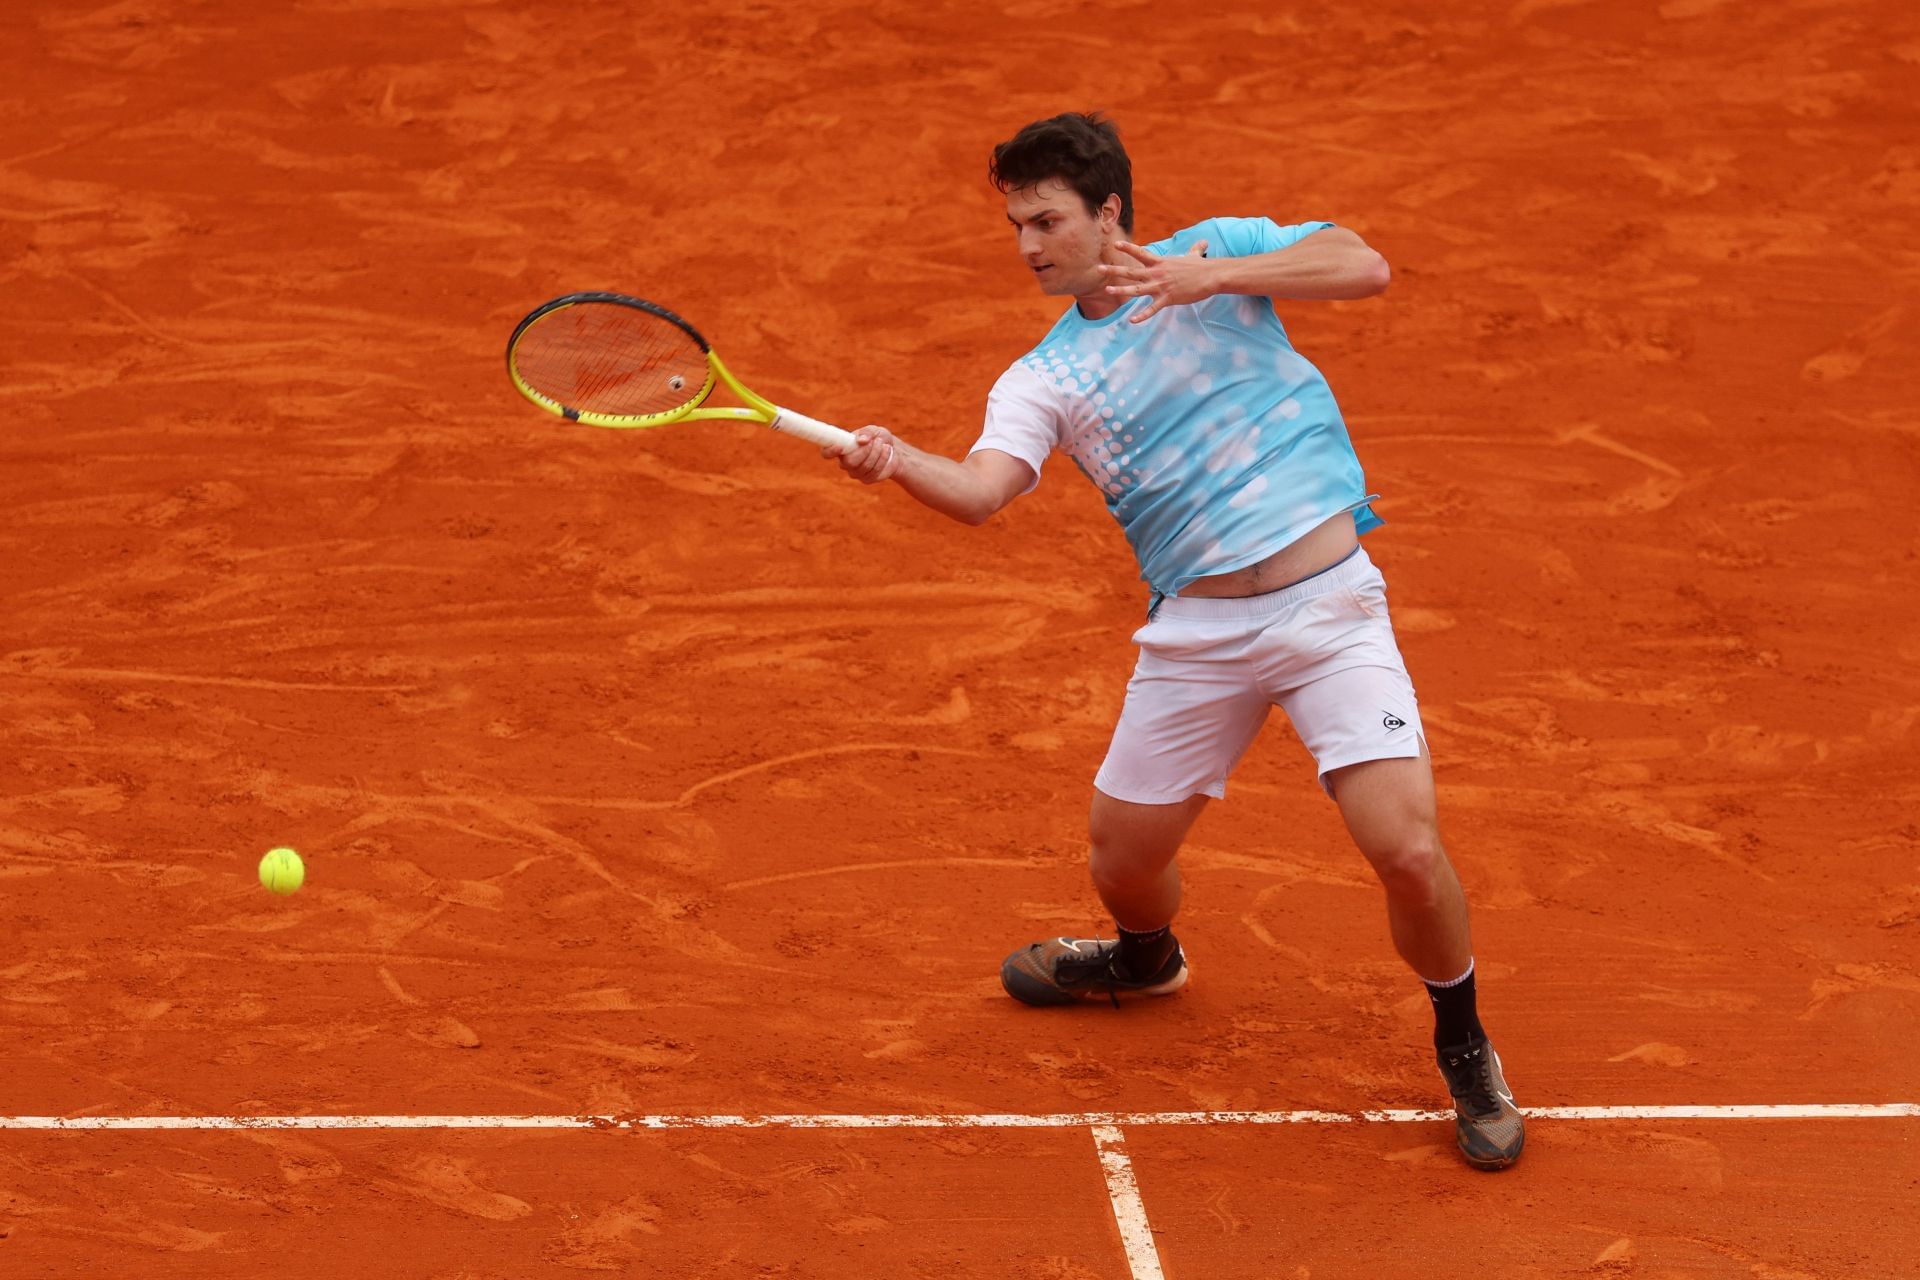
504, 292, 855, 450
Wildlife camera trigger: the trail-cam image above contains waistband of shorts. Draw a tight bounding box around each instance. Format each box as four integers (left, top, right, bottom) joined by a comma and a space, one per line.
1152, 546, 1373, 620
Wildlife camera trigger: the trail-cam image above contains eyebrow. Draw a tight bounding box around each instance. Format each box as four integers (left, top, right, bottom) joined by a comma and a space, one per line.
1007, 207, 1064, 226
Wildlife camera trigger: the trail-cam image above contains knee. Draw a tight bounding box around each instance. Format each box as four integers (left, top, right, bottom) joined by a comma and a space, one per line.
1086, 801, 1133, 875
1368, 827, 1450, 900
1087, 820, 1162, 896
1085, 791, 1200, 893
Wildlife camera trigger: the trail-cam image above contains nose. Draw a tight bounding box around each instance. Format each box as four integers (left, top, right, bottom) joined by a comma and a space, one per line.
1017, 226, 1043, 259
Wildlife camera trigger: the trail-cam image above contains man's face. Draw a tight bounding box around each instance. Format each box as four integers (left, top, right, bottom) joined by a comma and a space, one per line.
1005, 179, 1119, 298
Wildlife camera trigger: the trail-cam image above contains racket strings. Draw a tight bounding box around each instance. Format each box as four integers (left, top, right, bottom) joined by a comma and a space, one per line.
514, 306, 708, 418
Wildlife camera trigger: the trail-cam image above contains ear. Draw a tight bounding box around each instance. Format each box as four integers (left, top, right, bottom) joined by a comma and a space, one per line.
1099, 193, 1124, 232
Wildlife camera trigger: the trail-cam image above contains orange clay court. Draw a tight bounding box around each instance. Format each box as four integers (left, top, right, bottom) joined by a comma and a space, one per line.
2, 1, 1916, 1276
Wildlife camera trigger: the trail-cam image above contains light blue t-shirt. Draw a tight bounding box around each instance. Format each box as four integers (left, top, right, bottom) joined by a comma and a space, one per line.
971, 216, 1381, 600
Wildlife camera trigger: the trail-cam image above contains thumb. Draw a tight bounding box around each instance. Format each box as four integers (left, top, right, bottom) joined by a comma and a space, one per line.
1186, 239, 1209, 257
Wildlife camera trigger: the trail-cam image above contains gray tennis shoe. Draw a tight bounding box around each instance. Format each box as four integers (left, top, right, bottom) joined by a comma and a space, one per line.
1437, 1039, 1525, 1169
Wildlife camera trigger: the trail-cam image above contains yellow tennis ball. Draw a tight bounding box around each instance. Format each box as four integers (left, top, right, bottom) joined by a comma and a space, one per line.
259, 846, 305, 895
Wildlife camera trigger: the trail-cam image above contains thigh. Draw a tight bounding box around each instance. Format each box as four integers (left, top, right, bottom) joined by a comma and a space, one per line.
1324, 745, 1441, 859
1093, 621, 1271, 805
1270, 572, 1426, 792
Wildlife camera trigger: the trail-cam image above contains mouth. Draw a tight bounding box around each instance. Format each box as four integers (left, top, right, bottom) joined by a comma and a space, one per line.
1030, 263, 1054, 279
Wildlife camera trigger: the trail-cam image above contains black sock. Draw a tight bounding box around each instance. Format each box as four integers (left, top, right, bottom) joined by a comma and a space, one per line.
1424, 960, 1486, 1049
1116, 925, 1177, 980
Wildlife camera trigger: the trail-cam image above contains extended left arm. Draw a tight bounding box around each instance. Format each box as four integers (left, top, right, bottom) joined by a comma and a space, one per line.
1206, 226, 1390, 301
1099, 225, 1390, 322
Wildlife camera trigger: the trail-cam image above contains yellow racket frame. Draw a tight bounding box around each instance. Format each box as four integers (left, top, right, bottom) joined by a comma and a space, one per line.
505, 293, 853, 448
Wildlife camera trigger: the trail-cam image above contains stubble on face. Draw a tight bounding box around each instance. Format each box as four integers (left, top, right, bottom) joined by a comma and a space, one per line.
1005, 179, 1112, 300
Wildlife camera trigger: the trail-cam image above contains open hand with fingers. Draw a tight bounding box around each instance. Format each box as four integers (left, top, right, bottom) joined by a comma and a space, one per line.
1098, 239, 1214, 323
825, 425, 904, 484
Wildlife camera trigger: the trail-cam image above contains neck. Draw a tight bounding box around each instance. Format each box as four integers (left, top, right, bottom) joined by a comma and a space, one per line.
1073, 239, 1127, 320
1075, 290, 1124, 321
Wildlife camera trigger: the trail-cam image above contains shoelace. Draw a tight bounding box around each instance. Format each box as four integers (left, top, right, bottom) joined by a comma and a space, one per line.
1054, 939, 1126, 1009
1445, 1051, 1502, 1115
1097, 952, 1123, 1009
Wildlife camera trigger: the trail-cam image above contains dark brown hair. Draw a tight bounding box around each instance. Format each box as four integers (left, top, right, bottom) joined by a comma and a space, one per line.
989, 112, 1133, 233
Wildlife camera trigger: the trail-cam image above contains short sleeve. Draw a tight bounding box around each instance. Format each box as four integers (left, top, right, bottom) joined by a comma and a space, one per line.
1200, 216, 1335, 259
967, 362, 1059, 495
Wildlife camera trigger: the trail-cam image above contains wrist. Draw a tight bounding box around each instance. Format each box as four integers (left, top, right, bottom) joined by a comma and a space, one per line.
1206, 255, 1247, 297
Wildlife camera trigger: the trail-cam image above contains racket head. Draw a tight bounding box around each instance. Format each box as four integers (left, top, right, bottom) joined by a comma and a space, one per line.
506, 292, 718, 427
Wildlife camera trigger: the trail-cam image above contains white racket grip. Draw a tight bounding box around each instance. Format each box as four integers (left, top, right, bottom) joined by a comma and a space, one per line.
769, 406, 857, 450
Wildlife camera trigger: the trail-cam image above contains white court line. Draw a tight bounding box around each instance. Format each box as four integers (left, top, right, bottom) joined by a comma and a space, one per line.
8, 1105, 1913, 1280
1, 1103, 1914, 1130
1090, 1124, 1166, 1280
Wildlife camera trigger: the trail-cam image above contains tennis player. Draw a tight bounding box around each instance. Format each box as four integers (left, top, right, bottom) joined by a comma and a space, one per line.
826, 112, 1523, 1170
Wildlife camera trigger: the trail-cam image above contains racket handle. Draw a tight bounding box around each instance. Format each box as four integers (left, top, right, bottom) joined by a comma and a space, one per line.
769, 406, 857, 450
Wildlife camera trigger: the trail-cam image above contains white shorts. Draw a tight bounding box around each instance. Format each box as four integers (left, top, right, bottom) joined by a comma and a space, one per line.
1094, 547, 1427, 804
